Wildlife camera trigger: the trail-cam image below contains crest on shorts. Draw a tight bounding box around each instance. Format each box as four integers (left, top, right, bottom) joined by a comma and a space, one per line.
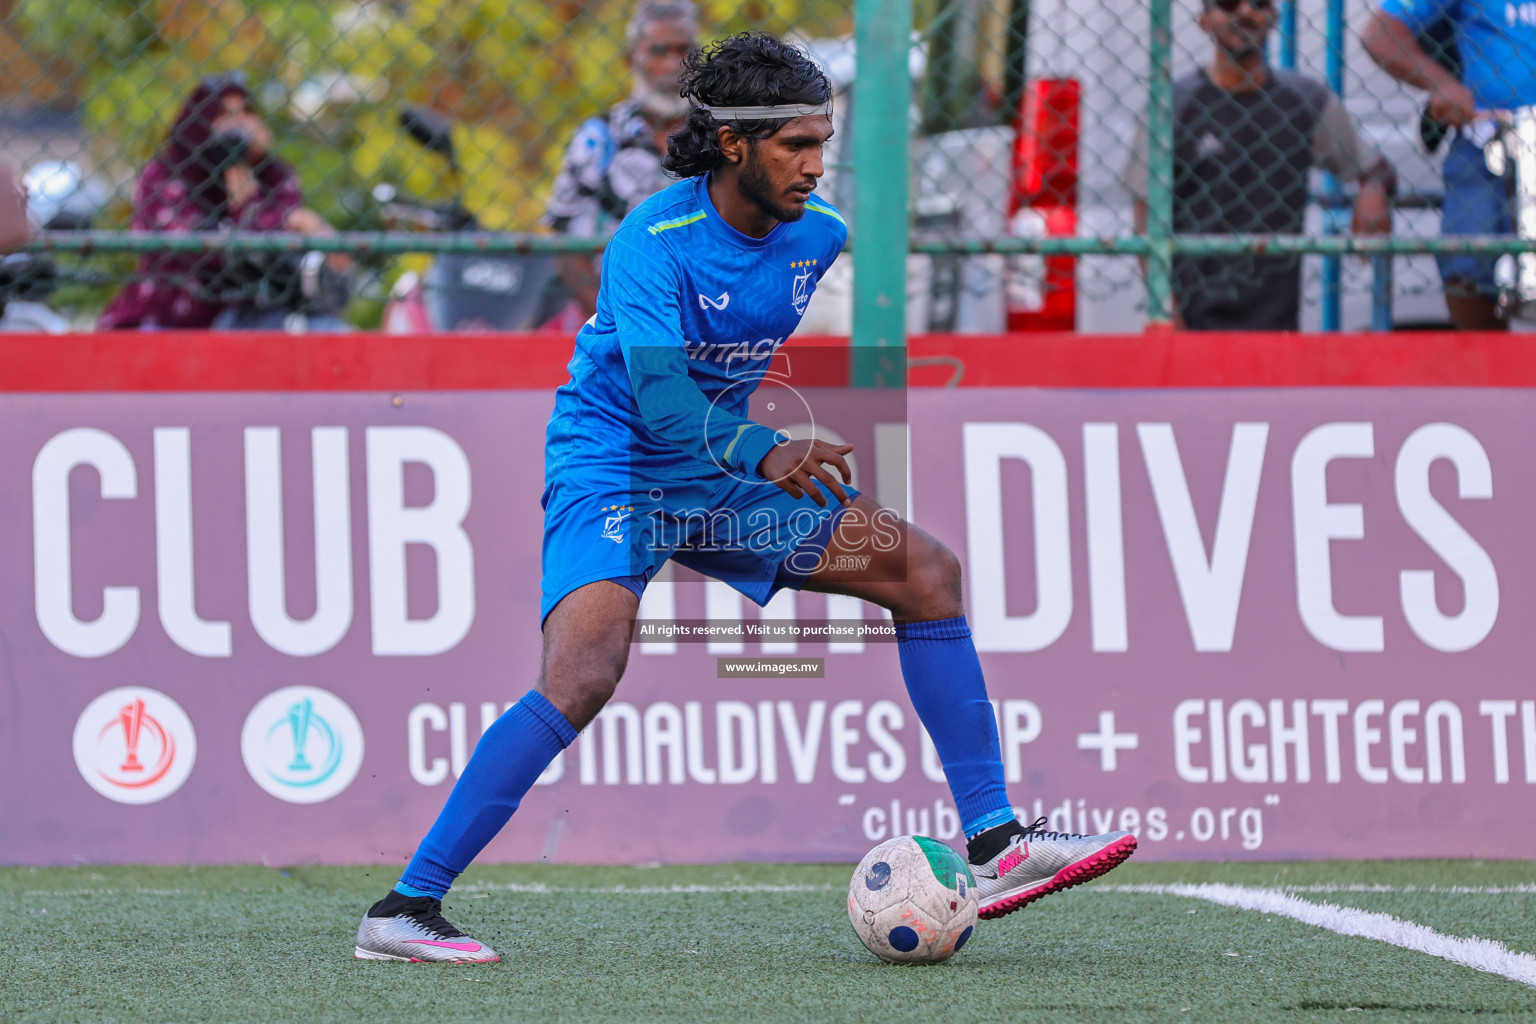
601, 503, 633, 544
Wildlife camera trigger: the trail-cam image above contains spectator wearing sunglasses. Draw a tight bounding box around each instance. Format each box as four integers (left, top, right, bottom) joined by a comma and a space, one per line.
543, 1, 699, 319
1363, 0, 1536, 330
1123, 0, 1396, 330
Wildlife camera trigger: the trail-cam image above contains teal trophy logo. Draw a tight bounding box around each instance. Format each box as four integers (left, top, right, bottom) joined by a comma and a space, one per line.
269, 697, 342, 784
242, 687, 363, 804
288, 699, 312, 771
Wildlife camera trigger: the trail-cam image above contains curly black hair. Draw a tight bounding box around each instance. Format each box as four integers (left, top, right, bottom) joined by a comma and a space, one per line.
662, 32, 833, 179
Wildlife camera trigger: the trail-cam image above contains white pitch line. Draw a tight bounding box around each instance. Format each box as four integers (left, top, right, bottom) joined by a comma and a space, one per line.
1277, 884, 1536, 895
1094, 883, 1536, 990
19, 888, 194, 897
15, 882, 841, 898
1096, 883, 1536, 896
455, 882, 838, 895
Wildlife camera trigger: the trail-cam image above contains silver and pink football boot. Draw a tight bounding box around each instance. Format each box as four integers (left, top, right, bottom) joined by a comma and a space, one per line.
973, 817, 1138, 919
354, 892, 500, 963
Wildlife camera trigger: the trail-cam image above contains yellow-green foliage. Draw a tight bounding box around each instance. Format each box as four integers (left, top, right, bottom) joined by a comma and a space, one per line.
22, 0, 853, 232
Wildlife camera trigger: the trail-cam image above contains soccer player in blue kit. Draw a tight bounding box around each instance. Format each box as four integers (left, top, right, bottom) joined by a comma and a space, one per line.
354, 32, 1136, 964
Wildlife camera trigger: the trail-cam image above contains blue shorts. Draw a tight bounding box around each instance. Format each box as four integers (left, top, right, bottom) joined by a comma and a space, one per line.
538, 460, 860, 623
1438, 135, 1513, 295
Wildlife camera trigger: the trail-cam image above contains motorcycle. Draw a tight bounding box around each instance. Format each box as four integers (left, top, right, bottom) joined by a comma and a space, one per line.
0, 160, 106, 332
203, 249, 355, 332
0, 251, 63, 332
379, 105, 569, 332
1484, 109, 1536, 323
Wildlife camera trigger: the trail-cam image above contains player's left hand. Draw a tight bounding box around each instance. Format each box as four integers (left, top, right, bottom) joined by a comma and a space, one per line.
758, 438, 855, 508
1351, 185, 1391, 236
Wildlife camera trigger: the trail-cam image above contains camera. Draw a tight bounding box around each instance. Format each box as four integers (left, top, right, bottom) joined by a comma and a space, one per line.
197, 127, 252, 172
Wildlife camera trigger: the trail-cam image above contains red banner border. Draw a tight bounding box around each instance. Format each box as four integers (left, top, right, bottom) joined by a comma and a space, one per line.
1, 331, 1531, 391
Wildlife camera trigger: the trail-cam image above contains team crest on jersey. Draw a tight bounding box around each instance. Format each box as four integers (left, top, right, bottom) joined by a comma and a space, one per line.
790, 258, 818, 315
600, 504, 634, 544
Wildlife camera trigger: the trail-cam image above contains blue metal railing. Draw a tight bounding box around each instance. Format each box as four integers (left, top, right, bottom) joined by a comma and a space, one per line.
1279, 0, 1396, 331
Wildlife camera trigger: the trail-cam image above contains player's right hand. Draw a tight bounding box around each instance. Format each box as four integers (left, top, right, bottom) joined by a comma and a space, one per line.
1427, 80, 1474, 128
758, 437, 855, 508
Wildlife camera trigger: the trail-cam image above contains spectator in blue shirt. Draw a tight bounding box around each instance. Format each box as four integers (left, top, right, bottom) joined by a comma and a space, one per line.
1364, 0, 1536, 329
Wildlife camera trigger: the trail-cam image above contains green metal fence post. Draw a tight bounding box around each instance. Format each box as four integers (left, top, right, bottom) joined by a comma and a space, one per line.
851, 0, 911, 387
1002, 0, 1032, 124
1145, 0, 1175, 328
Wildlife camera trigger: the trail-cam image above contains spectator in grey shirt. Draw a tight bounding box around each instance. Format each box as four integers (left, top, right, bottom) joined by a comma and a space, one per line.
1123, 0, 1396, 330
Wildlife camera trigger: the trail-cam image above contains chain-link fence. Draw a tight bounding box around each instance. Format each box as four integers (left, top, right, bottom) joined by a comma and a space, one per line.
0, 0, 853, 329
906, 0, 1535, 333
1, 0, 1531, 332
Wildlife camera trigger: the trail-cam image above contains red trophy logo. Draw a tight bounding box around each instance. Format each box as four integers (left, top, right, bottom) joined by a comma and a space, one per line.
119, 698, 147, 773
96, 697, 175, 788
74, 688, 197, 804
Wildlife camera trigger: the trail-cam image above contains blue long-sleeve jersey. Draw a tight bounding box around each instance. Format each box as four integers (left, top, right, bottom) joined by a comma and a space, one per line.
545, 174, 848, 484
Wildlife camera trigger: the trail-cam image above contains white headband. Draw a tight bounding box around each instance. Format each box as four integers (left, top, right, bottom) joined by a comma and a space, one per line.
700, 101, 832, 120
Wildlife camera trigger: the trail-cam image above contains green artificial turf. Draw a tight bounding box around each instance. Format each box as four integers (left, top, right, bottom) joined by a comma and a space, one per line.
1, 861, 1533, 1023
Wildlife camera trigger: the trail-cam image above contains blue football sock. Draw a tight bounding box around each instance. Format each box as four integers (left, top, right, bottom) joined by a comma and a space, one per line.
895, 616, 1014, 837
397, 689, 576, 898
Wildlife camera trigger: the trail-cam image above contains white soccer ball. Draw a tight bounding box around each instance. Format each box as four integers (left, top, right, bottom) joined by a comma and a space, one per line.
847, 834, 979, 964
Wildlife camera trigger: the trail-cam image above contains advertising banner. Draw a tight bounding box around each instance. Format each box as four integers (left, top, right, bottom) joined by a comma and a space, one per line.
3, 372, 1533, 865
